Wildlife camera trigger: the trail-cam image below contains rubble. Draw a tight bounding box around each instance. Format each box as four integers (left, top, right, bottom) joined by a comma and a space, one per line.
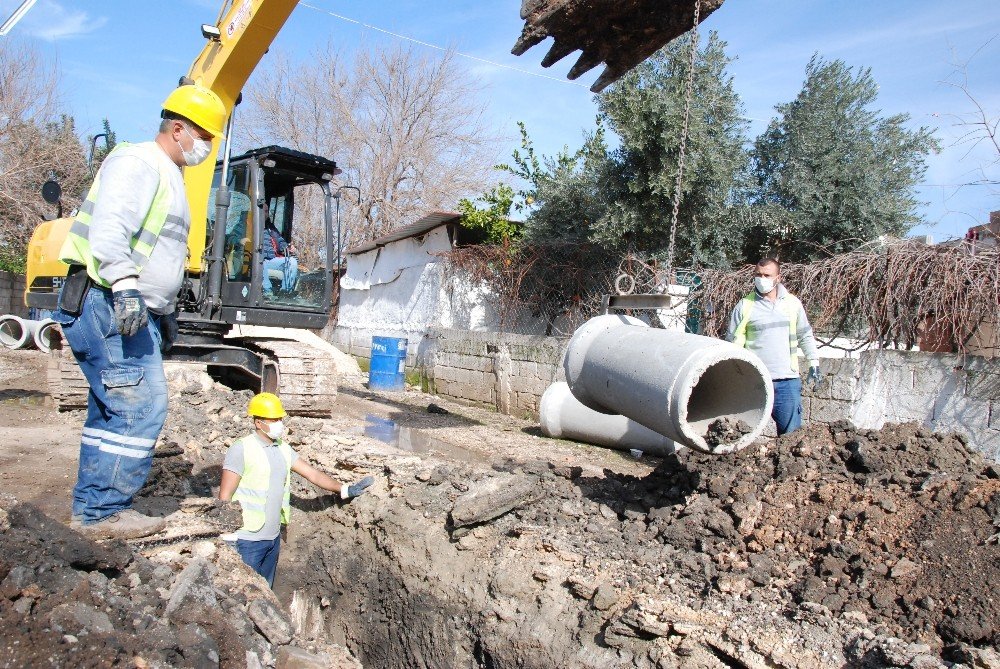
1, 348, 997, 667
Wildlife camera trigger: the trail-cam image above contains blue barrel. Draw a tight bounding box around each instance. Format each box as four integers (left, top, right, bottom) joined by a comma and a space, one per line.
369, 336, 407, 391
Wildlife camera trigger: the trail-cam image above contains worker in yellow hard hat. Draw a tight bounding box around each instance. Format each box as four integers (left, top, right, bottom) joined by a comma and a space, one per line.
56, 84, 227, 541
218, 392, 375, 588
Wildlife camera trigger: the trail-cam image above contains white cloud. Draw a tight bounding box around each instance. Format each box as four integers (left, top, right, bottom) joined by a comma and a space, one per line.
0, 0, 106, 41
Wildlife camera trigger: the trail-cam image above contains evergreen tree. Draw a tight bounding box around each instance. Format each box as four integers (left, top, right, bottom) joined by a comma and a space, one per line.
594, 31, 750, 269
749, 55, 938, 261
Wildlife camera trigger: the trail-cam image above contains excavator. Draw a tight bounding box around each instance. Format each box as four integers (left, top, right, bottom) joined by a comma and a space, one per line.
22, 0, 716, 416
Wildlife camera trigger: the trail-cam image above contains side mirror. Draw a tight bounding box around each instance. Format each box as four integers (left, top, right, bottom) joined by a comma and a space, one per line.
41, 180, 62, 204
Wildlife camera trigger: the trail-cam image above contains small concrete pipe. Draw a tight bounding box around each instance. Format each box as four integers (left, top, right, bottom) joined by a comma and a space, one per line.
540, 382, 677, 457
563, 314, 773, 454
33, 319, 61, 353
0, 315, 39, 350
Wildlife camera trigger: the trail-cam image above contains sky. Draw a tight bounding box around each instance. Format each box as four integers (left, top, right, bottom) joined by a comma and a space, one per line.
2, 0, 998, 243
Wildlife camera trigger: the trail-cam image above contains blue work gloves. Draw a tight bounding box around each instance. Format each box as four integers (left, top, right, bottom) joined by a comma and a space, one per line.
160, 311, 179, 353
806, 364, 822, 389
112, 288, 148, 337
341, 475, 374, 500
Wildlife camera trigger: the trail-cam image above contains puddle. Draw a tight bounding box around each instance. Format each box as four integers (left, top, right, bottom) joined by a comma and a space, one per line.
0, 393, 46, 407
348, 414, 485, 463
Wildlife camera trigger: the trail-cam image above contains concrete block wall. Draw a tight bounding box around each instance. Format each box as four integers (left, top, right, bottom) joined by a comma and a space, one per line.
0, 271, 28, 318
805, 351, 1000, 460
325, 322, 1000, 461
425, 328, 570, 417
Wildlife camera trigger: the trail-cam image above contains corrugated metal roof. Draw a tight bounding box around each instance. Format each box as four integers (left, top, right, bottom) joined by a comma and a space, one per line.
346, 211, 462, 255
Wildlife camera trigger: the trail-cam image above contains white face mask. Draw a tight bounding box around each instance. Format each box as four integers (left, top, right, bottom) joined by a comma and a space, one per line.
754, 276, 775, 294
178, 126, 212, 166
262, 420, 285, 440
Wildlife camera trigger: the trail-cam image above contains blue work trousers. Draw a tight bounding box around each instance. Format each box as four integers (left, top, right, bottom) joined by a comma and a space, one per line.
772, 377, 803, 435
235, 536, 282, 587
53, 287, 169, 524
262, 257, 298, 294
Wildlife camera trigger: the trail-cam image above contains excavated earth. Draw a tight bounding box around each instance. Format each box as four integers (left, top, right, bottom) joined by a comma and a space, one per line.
1, 347, 999, 668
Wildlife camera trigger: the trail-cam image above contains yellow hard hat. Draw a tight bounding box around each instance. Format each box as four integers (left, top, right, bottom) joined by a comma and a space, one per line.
247, 392, 286, 419
161, 84, 227, 138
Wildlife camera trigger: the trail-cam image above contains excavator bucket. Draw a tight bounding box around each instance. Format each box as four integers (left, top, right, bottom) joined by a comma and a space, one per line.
512, 0, 725, 92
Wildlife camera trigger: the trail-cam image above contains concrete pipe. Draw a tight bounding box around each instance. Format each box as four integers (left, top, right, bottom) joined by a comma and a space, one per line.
540, 382, 677, 457
33, 319, 61, 353
563, 314, 773, 454
0, 315, 42, 350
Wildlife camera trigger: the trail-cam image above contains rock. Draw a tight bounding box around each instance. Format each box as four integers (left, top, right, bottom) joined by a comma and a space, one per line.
177, 622, 221, 668
552, 465, 583, 480
567, 575, 597, 600
449, 474, 539, 529
165, 559, 218, 618
248, 597, 294, 646
946, 643, 1000, 669
591, 582, 618, 611
415, 469, 432, 482
49, 602, 115, 636
890, 558, 920, 580
276, 645, 332, 669
9, 503, 132, 572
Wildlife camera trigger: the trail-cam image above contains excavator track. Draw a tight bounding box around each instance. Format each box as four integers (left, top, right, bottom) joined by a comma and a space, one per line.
49, 340, 89, 411
240, 337, 339, 417
49, 333, 339, 417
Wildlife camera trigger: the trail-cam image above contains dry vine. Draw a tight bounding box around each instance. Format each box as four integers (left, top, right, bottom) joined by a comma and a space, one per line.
443, 239, 999, 354
696, 241, 1000, 353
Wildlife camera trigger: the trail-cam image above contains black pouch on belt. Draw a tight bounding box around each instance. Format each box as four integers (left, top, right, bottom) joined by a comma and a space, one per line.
58, 265, 93, 316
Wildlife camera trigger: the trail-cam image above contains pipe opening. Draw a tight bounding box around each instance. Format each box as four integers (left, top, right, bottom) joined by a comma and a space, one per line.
34, 320, 60, 353
686, 358, 768, 436
0, 317, 29, 349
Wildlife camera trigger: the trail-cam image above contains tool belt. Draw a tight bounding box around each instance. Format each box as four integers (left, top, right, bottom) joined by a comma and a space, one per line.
58, 265, 93, 316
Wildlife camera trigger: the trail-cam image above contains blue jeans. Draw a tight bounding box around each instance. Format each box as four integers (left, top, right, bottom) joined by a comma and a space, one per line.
772, 377, 803, 435
53, 287, 169, 524
235, 536, 281, 587
262, 256, 298, 294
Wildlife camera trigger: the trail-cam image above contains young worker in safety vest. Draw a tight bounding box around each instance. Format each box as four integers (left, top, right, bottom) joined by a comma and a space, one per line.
727, 258, 821, 435
218, 392, 374, 588
55, 84, 227, 540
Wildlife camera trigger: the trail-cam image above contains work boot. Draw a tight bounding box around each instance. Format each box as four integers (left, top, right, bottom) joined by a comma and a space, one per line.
71, 510, 166, 540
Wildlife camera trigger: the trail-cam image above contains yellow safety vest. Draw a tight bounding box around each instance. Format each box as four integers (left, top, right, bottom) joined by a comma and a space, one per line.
732, 291, 802, 373
59, 143, 178, 287
231, 435, 293, 533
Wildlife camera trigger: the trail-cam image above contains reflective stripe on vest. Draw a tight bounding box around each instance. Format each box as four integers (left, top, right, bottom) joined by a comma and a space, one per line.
231, 435, 293, 533
58, 143, 178, 287
732, 291, 802, 373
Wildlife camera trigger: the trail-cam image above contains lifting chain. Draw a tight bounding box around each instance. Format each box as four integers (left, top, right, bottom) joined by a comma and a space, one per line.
664, 0, 701, 284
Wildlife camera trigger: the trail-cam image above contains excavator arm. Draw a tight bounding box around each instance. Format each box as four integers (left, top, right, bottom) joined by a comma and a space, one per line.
183, 0, 299, 273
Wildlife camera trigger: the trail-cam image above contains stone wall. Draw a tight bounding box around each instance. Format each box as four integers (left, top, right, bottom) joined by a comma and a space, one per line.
0, 271, 28, 318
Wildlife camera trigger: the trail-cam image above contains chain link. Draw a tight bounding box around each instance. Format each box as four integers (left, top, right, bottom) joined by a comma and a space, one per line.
664, 0, 701, 283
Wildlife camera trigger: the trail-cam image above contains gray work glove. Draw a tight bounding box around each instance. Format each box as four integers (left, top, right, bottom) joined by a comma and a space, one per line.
806, 364, 822, 389
341, 476, 374, 500
160, 311, 179, 353
112, 288, 148, 337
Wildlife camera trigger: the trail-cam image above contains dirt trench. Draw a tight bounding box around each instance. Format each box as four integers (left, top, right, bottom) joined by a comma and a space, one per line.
2, 347, 999, 668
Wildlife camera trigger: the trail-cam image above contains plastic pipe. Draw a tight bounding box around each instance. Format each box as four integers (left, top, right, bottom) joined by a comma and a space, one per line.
540, 382, 677, 457
563, 314, 773, 454
33, 318, 60, 353
0, 315, 39, 350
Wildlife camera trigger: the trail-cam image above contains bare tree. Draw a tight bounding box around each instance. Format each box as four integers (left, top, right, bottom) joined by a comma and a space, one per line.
0, 39, 88, 271
935, 38, 999, 227
238, 42, 501, 251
